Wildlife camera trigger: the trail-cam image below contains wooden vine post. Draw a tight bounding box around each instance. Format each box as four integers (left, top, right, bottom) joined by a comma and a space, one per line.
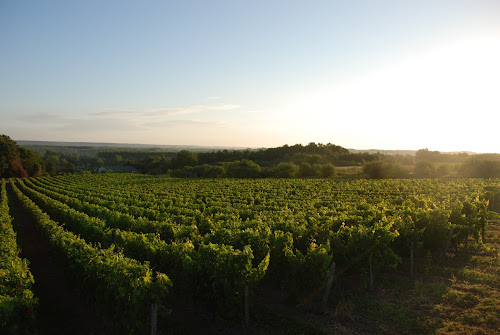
322, 261, 336, 310
244, 285, 250, 328
151, 303, 158, 335
465, 228, 469, 250
368, 255, 374, 292
410, 241, 414, 278
440, 226, 454, 263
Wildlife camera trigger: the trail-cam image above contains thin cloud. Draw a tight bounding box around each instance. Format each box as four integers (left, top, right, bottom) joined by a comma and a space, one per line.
93, 104, 241, 118
94, 108, 137, 116
142, 119, 237, 128
145, 104, 240, 116
21, 112, 69, 122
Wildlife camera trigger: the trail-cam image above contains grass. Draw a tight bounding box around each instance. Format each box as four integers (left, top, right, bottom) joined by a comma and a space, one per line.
161, 219, 500, 334
255, 219, 500, 334
338, 220, 500, 334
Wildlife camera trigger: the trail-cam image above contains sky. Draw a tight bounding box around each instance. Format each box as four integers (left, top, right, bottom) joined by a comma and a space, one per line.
1, 0, 499, 153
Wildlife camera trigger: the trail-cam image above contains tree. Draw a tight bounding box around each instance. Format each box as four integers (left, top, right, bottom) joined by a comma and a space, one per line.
459, 156, 500, 178
436, 164, 450, 177
416, 148, 442, 162
59, 158, 75, 173
172, 150, 198, 169
19, 146, 44, 177
201, 164, 225, 178
363, 161, 389, 179
414, 161, 436, 178
363, 160, 409, 179
225, 159, 261, 178
0, 135, 20, 177
298, 162, 317, 177
114, 155, 123, 165
0, 135, 30, 178
305, 154, 322, 165
319, 163, 336, 178
135, 156, 169, 175
269, 162, 299, 178
90, 158, 104, 169
45, 161, 57, 175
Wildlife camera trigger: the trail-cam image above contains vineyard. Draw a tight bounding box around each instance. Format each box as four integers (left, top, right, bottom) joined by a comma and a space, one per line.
2, 174, 500, 334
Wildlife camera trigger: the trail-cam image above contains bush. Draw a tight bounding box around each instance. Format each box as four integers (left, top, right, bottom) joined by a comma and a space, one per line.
269, 162, 299, 178
225, 160, 261, 178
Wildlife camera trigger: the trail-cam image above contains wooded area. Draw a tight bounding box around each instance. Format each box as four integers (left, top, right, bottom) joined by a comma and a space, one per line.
3, 135, 500, 179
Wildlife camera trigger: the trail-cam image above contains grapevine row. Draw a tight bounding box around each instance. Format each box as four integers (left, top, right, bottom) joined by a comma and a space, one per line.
10, 181, 171, 332
0, 181, 36, 333
15, 179, 270, 316
14, 175, 499, 311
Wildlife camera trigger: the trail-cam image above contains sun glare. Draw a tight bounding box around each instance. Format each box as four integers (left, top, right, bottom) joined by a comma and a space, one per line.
279, 34, 500, 152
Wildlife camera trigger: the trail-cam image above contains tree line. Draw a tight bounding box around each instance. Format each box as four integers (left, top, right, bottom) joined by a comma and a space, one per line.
363, 148, 500, 179
2, 134, 500, 179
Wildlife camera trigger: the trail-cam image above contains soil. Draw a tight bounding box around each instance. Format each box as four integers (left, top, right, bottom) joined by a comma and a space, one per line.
8, 188, 108, 335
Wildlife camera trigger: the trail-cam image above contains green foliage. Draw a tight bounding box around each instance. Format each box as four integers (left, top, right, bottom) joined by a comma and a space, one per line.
0, 135, 47, 178
197, 163, 226, 177
8, 174, 500, 326
298, 162, 317, 177
191, 244, 268, 300
18, 147, 44, 177
197, 142, 356, 166
331, 218, 401, 283
171, 150, 198, 169
269, 162, 299, 178
292, 244, 332, 300
459, 156, 500, 178
11, 181, 170, 333
0, 135, 30, 178
363, 160, 391, 178
319, 163, 337, 178
0, 135, 19, 177
225, 159, 262, 178
414, 160, 436, 178
414, 208, 451, 251
15, 177, 273, 319
416, 148, 443, 162
451, 196, 489, 248
363, 160, 410, 179
0, 181, 37, 333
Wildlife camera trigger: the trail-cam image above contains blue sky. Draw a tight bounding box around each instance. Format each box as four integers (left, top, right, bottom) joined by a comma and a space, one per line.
1, 1, 499, 152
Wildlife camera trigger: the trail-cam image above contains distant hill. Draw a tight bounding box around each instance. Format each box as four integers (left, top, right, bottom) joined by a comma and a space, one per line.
16, 140, 252, 152
348, 148, 478, 156
17, 140, 482, 157
18, 140, 482, 156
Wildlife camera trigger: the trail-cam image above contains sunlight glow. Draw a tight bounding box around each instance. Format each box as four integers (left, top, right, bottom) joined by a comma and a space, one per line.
279, 34, 500, 152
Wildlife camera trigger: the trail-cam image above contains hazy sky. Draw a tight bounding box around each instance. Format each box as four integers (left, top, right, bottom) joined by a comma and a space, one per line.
1, 1, 499, 152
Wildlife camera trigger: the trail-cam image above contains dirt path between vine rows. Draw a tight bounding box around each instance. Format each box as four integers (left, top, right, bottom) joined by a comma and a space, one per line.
8, 188, 107, 335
